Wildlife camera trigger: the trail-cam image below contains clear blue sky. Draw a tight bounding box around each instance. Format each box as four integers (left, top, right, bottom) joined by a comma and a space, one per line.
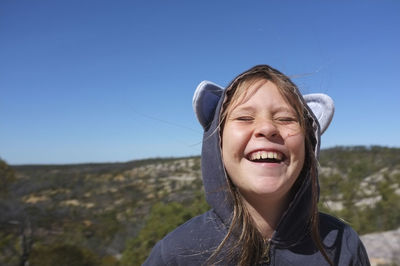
1, 1, 399, 165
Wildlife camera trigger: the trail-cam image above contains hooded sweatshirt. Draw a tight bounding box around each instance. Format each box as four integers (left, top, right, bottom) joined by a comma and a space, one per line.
144, 73, 370, 265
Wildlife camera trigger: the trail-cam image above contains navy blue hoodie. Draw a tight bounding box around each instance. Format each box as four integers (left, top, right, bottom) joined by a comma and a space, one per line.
144, 74, 370, 265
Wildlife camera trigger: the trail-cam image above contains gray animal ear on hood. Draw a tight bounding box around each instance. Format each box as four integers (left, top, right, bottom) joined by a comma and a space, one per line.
303, 93, 334, 134
192, 81, 224, 130
193, 80, 335, 134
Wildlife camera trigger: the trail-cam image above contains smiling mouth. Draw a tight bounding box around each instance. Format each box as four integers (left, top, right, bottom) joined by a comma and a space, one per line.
247, 151, 284, 163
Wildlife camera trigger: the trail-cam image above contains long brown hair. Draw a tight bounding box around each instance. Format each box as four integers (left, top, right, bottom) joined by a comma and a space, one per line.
207, 65, 333, 265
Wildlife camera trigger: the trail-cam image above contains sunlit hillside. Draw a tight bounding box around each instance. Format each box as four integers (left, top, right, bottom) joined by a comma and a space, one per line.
1, 146, 399, 265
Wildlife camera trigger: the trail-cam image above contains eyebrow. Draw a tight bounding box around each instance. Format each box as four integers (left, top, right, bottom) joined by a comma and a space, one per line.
231, 105, 295, 114
273, 106, 296, 114
230, 106, 255, 113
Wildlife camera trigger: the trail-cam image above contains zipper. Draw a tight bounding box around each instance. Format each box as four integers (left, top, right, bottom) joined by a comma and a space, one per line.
261, 238, 271, 265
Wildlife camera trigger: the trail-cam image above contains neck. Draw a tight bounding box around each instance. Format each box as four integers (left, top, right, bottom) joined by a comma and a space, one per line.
242, 193, 290, 239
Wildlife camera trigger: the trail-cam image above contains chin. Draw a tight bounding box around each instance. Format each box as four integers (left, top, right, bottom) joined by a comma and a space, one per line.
244, 183, 290, 200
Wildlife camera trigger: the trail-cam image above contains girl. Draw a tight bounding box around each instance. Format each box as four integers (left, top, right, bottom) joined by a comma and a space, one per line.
144, 65, 370, 265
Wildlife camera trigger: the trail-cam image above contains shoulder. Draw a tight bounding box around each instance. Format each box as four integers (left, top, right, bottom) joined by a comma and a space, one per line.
318, 212, 361, 245
319, 212, 347, 236
319, 212, 370, 265
143, 209, 227, 265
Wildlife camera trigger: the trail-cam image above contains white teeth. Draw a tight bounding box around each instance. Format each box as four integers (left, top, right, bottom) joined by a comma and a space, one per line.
261, 151, 268, 159
249, 151, 283, 161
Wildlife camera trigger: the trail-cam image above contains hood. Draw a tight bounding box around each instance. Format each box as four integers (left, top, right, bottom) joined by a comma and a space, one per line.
192, 79, 334, 244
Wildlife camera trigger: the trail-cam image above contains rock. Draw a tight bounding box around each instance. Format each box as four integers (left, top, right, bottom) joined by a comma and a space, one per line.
361, 228, 400, 265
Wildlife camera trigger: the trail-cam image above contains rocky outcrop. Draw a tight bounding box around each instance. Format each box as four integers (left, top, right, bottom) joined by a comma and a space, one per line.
361, 228, 400, 266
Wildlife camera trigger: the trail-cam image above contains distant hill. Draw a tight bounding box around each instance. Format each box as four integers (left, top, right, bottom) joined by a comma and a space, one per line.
1, 146, 399, 265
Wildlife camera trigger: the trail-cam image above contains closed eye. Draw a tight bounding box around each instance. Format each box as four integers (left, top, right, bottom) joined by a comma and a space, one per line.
235, 116, 254, 121
276, 117, 298, 123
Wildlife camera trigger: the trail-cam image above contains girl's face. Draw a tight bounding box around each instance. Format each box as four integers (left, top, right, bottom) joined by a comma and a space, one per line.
222, 79, 305, 203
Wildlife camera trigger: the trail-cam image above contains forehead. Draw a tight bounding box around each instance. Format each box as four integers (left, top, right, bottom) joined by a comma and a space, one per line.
228, 79, 294, 112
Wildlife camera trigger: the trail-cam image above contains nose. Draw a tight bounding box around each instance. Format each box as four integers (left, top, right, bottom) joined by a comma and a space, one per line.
254, 119, 281, 140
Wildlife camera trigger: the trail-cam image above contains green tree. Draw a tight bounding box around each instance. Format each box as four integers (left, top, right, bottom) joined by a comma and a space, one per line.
0, 158, 16, 197
0, 159, 31, 266
121, 193, 209, 266
372, 174, 400, 231
30, 244, 100, 266
121, 202, 190, 266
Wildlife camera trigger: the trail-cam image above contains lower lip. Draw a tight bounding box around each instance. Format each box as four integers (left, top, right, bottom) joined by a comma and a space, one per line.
247, 160, 285, 167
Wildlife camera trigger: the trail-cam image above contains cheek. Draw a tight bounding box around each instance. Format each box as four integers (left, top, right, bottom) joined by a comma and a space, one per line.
279, 125, 303, 140
221, 128, 234, 169
221, 137, 237, 185
221, 125, 248, 178
221, 128, 230, 156
286, 133, 305, 163
222, 125, 247, 153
